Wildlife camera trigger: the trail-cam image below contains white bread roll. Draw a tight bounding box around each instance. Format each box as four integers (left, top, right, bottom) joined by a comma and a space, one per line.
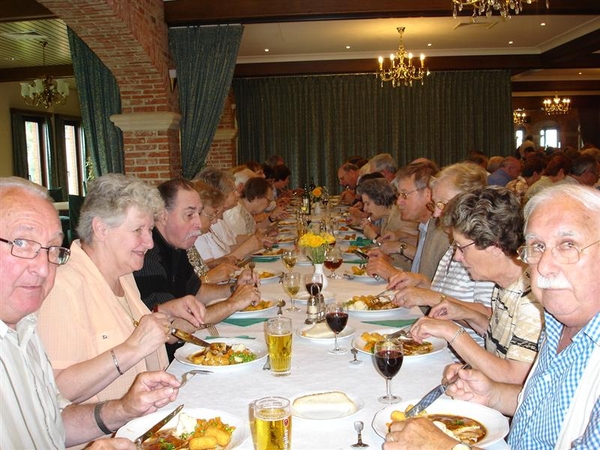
293, 391, 357, 419
301, 322, 335, 338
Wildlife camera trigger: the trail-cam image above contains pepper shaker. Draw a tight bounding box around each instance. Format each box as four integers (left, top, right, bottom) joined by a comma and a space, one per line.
305, 294, 318, 324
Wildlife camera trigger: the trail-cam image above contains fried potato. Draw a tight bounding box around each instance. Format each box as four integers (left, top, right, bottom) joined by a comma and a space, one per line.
351, 265, 366, 275
205, 427, 232, 446
189, 436, 218, 450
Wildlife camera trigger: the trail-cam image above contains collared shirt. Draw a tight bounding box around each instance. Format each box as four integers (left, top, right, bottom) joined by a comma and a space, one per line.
411, 220, 429, 273
509, 311, 600, 449
1, 314, 68, 449
485, 269, 543, 363
195, 218, 238, 260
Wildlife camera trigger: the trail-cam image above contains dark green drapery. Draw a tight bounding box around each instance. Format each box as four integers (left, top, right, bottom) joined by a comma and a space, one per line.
233, 71, 513, 191
169, 24, 244, 178
68, 28, 123, 176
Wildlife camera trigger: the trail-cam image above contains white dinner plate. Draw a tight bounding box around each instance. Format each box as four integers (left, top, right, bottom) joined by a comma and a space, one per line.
372, 399, 509, 448
296, 323, 356, 342
116, 406, 249, 449
345, 305, 401, 319
352, 328, 447, 359
174, 338, 267, 372
296, 290, 335, 304
294, 256, 314, 266
256, 269, 283, 284
230, 302, 278, 318
290, 391, 364, 420
343, 270, 385, 284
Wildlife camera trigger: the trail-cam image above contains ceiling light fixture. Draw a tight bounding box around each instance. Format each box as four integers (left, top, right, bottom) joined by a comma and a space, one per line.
452, 0, 549, 20
377, 27, 429, 88
513, 109, 527, 124
542, 93, 571, 115
20, 41, 69, 109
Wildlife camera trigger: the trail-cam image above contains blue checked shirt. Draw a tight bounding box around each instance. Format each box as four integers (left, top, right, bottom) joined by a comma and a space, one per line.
508, 311, 600, 449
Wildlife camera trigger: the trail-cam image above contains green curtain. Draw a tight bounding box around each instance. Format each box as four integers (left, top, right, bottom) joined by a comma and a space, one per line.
10, 109, 28, 178
169, 24, 244, 178
233, 71, 513, 191
68, 27, 123, 176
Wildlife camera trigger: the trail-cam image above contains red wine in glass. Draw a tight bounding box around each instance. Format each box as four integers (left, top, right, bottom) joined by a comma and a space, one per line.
326, 311, 348, 334
305, 282, 323, 296
374, 349, 404, 379
324, 259, 342, 271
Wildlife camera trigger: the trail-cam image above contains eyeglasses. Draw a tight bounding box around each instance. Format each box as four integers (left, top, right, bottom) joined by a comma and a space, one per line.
201, 210, 218, 221
451, 241, 476, 254
0, 237, 70, 265
517, 239, 600, 265
426, 200, 448, 213
398, 187, 425, 200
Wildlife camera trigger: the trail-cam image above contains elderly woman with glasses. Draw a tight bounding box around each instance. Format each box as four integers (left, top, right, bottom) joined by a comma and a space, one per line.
408, 186, 544, 384
36, 174, 205, 406
223, 176, 275, 237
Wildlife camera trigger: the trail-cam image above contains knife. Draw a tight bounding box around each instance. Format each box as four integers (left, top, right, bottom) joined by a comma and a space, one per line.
134, 403, 184, 446
237, 257, 252, 268
405, 364, 470, 418
171, 328, 211, 348
353, 249, 369, 260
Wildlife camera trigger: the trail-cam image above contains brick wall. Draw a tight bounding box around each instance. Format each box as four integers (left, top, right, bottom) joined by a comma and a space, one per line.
204, 91, 238, 172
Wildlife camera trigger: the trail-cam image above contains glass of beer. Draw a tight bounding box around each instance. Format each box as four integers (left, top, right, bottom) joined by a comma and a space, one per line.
266, 317, 293, 376
252, 396, 292, 450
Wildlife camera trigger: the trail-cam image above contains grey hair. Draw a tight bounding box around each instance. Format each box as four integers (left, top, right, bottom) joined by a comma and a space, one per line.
0, 176, 50, 201
77, 174, 164, 244
194, 168, 236, 194
430, 163, 488, 192
356, 178, 397, 207
370, 153, 397, 175
442, 186, 524, 256
524, 184, 600, 231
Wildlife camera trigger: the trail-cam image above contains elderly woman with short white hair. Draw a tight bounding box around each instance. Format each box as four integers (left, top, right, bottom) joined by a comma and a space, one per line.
37, 174, 205, 406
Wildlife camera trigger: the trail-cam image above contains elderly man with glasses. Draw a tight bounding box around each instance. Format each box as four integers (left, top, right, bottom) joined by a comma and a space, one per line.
384, 184, 600, 450
0, 177, 179, 449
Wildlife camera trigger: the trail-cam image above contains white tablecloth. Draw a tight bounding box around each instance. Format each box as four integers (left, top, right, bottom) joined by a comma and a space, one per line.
165, 258, 510, 449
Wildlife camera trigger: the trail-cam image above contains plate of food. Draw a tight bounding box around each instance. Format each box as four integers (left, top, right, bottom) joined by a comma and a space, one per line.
174, 338, 267, 372
343, 295, 400, 318
251, 248, 286, 261
352, 329, 447, 359
295, 290, 335, 304
344, 266, 385, 283
230, 300, 277, 318
372, 399, 509, 448
296, 322, 356, 342
255, 270, 282, 284
290, 391, 364, 420
116, 406, 249, 449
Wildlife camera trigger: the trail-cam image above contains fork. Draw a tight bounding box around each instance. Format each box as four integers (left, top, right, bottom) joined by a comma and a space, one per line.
248, 261, 258, 287
179, 369, 212, 388
198, 323, 219, 337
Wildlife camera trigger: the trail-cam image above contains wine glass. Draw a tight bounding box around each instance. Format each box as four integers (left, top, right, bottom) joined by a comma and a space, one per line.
282, 272, 301, 312
325, 303, 349, 355
373, 340, 404, 404
324, 247, 343, 279
303, 272, 323, 297
282, 250, 297, 272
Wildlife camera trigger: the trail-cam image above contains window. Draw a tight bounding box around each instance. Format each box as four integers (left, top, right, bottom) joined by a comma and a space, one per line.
515, 129, 525, 149
63, 120, 86, 195
540, 127, 559, 149
24, 117, 49, 186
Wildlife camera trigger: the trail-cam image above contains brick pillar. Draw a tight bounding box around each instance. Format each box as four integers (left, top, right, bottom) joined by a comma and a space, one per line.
205, 91, 238, 170
37, 0, 181, 181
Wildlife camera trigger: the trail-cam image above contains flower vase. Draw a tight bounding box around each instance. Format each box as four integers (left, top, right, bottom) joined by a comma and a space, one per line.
313, 201, 322, 215
313, 263, 329, 291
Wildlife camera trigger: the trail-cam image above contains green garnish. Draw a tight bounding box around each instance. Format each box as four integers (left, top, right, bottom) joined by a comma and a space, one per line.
158, 438, 175, 450
229, 352, 256, 364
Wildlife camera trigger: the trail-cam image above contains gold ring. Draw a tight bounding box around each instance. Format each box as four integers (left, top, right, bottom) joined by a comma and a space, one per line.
165, 325, 171, 335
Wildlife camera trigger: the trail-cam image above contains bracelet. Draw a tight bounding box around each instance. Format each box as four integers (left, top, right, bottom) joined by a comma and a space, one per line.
94, 401, 114, 435
449, 327, 466, 346
202, 273, 210, 284
110, 349, 124, 376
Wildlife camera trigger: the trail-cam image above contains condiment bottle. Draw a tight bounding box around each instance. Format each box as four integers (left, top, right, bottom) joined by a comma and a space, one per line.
305, 294, 318, 324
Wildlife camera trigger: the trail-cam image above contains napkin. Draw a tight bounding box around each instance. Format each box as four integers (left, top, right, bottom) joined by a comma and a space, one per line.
361, 319, 417, 328
223, 318, 268, 327
293, 391, 357, 419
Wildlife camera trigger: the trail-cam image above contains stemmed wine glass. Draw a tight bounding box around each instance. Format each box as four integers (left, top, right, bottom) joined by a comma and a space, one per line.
304, 272, 324, 297
373, 340, 404, 404
325, 303, 349, 355
324, 247, 343, 279
282, 250, 297, 272
282, 272, 301, 312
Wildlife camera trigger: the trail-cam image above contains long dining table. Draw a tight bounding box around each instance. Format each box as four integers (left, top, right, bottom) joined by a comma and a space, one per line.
160, 251, 510, 450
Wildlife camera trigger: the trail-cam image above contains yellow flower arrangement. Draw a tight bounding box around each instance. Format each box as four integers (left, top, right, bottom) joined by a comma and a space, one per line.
311, 186, 323, 201
298, 231, 335, 264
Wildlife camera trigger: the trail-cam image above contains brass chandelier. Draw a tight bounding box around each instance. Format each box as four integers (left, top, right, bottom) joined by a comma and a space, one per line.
452, 0, 549, 19
377, 27, 429, 88
542, 94, 571, 115
513, 109, 527, 124
20, 42, 69, 109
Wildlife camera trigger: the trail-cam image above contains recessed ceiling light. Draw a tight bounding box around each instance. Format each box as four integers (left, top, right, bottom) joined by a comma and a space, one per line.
508, 41, 514, 45
579, 72, 583, 75
427, 43, 432, 47
264, 48, 269, 52
541, 22, 546, 26
346, 45, 351, 49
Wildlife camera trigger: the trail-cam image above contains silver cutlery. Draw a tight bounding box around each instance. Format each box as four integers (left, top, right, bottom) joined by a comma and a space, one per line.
385, 329, 411, 340
405, 363, 471, 418
351, 420, 369, 447
349, 347, 361, 365
277, 299, 286, 315
262, 355, 271, 370
134, 404, 184, 447
198, 323, 219, 337
179, 369, 212, 388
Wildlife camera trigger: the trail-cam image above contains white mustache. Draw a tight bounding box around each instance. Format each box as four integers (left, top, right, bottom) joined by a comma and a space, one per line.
186, 230, 202, 239
536, 274, 572, 289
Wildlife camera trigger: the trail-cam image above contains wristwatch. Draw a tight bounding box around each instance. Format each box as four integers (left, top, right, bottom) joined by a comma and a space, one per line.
373, 234, 381, 246
452, 443, 472, 450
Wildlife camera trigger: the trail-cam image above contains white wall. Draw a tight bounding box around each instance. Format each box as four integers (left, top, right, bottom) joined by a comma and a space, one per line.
0, 81, 80, 178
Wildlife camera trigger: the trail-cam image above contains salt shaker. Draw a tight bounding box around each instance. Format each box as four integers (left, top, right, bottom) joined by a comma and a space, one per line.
305, 294, 318, 324
316, 293, 326, 322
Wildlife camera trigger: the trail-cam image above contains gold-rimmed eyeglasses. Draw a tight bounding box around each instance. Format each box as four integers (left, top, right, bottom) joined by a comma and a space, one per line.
451, 241, 476, 254
517, 239, 600, 265
0, 237, 70, 265
426, 200, 448, 213
200, 210, 218, 221
398, 187, 425, 200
